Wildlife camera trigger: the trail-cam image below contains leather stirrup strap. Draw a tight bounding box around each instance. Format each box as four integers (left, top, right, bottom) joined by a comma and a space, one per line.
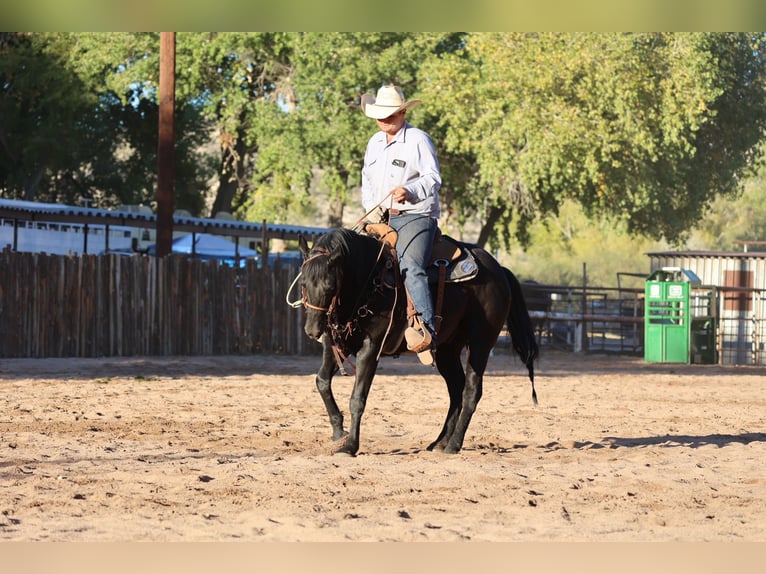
434, 262, 447, 333
404, 287, 418, 325
332, 344, 355, 376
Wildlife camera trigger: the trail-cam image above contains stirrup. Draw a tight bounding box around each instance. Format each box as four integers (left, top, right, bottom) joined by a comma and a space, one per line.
405, 326, 434, 365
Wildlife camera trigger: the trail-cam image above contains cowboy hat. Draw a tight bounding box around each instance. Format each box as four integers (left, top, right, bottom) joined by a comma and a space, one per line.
361, 85, 421, 120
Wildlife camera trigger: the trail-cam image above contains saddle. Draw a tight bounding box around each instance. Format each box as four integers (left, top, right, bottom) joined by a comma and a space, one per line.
362, 222, 479, 365
362, 223, 478, 284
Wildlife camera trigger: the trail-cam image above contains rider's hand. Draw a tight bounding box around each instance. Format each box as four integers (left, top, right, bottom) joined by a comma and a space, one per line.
392, 187, 412, 203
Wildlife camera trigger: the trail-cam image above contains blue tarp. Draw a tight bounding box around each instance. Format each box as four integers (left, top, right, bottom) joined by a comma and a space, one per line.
148, 233, 258, 265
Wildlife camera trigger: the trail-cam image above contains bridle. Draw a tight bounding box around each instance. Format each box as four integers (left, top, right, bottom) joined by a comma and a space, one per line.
285, 233, 399, 371
298, 247, 342, 316
285, 247, 335, 311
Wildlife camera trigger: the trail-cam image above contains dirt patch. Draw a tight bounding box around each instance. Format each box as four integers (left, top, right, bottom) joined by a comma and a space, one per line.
1, 350, 764, 541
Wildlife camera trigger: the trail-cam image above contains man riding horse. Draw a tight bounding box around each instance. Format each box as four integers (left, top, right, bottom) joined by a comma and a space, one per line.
291, 84, 539, 455
360, 84, 440, 364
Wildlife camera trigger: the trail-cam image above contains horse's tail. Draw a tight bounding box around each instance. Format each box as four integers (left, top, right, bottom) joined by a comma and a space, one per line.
503, 267, 540, 405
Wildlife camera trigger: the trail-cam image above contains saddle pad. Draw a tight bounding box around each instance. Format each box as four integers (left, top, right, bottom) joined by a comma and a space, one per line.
427, 240, 478, 284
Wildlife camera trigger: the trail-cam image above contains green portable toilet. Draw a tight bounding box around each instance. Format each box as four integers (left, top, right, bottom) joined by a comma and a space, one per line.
644, 267, 702, 363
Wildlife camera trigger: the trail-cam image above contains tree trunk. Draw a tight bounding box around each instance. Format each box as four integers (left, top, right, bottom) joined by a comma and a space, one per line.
23, 167, 45, 201
476, 203, 504, 249
211, 122, 248, 217
327, 192, 345, 228
326, 167, 349, 228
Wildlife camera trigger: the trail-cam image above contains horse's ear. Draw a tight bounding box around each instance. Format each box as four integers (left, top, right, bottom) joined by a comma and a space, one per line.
298, 234, 311, 258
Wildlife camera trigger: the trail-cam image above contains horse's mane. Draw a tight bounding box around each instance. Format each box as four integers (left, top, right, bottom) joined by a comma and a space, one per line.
312, 228, 356, 257
303, 228, 379, 286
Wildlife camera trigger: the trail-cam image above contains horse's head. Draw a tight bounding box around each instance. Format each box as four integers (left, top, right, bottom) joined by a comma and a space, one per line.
298, 233, 346, 341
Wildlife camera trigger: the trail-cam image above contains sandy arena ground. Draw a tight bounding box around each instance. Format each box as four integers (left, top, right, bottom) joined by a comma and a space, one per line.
1, 349, 764, 542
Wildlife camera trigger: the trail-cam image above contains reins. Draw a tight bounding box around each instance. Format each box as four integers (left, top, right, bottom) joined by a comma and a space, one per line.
285, 192, 403, 374
285, 248, 331, 310
351, 189, 396, 232
287, 189, 397, 310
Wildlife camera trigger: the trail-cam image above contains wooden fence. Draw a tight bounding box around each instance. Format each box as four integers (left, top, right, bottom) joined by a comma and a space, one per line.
0, 250, 318, 358
12, 250, 760, 365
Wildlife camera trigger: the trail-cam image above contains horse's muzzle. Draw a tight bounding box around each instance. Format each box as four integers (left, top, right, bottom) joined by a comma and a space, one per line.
306, 331, 323, 343
303, 317, 326, 342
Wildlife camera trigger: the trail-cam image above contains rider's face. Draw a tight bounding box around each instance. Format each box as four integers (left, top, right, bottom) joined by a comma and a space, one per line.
376, 110, 406, 138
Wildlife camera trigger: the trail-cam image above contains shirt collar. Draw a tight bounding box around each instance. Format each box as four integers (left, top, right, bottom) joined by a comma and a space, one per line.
377, 122, 411, 146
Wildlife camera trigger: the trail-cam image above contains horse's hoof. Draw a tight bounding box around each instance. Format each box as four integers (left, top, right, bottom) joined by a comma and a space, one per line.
333, 449, 356, 457
427, 442, 446, 452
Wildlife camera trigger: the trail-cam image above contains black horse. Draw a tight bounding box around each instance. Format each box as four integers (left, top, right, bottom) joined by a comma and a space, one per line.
296, 227, 538, 455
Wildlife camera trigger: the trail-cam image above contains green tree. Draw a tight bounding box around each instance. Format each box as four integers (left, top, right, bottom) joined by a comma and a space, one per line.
6, 31, 766, 253
0, 33, 100, 202
421, 33, 766, 248
0, 32, 214, 212
691, 148, 766, 251
176, 32, 293, 217
501, 199, 666, 286
244, 32, 452, 227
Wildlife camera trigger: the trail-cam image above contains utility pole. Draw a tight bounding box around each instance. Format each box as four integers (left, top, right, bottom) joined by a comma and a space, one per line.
156, 32, 176, 257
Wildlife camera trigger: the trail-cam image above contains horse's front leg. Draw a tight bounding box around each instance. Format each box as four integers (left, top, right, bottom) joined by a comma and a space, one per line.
315, 335, 345, 441
335, 339, 379, 457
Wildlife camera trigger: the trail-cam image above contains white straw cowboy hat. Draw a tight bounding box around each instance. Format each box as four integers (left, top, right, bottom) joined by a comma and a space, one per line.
361, 85, 421, 120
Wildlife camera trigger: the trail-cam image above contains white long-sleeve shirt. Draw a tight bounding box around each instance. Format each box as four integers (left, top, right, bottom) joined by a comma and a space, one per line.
361, 122, 441, 218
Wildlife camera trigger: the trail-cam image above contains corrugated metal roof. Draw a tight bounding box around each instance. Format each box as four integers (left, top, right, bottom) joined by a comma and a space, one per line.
648, 250, 766, 291
647, 250, 766, 259
0, 198, 328, 241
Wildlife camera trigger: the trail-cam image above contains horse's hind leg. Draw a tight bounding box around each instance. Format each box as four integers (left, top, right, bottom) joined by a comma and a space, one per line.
442, 346, 490, 454
429, 345, 465, 452
316, 337, 346, 441
434, 338, 491, 454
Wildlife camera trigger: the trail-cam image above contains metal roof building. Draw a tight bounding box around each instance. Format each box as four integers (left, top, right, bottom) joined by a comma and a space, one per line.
648, 250, 766, 366
648, 249, 766, 291
0, 198, 328, 257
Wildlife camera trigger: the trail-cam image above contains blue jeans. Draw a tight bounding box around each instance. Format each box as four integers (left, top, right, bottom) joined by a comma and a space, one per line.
389, 214, 437, 334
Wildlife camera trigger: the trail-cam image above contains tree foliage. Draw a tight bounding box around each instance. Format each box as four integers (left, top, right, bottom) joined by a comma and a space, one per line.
175, 32, 294, 216
691, 144, 766, 251
2, 32, 766, 262
243, 32, 453, 227
421, 32, 766, 246
1, 33, 101, 202
0, 32, 214, 210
